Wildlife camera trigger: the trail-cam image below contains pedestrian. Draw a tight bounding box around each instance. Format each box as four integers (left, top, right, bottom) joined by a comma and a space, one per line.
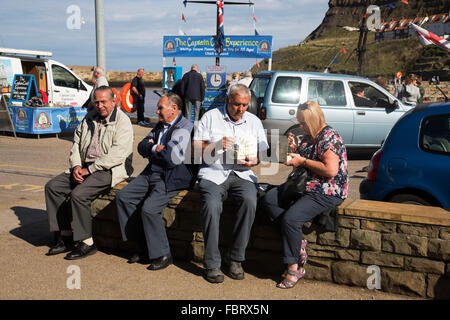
45, 86, 134, 260
115, 92, 194, 270
227, 72, 240, 94
192, 83, 269, 283
181, 64, 205, 122
261, 100, 348, 289
238, 70, 253, 87
395, 74, 421, 105
132, 68, 148, 126
82, 66, 109, 111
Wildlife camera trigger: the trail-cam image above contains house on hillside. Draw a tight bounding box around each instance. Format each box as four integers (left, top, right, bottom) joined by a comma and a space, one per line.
375, 12, 449, 42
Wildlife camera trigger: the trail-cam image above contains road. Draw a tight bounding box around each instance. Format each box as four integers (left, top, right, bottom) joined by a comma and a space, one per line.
0, 125, 417, 301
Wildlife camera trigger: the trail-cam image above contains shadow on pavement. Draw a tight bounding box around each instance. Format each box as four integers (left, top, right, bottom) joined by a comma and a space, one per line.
9, 206, 51, 247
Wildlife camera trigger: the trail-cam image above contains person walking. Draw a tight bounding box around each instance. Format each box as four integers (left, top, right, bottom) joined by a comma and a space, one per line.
181, 64, 205, 122
131, 68, 148, 126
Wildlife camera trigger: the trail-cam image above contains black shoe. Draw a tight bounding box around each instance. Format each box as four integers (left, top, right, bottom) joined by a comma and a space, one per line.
46, 235, 74, 256
147, 255, 172, 270
64, 242, 98, 260
223, 256, 245, 280
127, 252, 150, 264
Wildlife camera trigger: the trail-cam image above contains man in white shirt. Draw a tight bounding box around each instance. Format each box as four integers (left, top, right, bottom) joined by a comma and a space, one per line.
193, 84, 268, 283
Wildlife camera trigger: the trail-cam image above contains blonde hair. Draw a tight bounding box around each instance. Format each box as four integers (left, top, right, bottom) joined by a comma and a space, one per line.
297, 101, 326, 138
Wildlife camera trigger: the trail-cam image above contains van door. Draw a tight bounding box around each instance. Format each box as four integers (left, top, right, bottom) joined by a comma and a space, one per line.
307, 79, 354, 145
49, 63, 90, 106
349, 81, 404, 147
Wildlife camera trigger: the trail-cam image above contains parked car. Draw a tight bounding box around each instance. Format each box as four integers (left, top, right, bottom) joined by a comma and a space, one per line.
248, 71, 413, 151
360, 102, 450, 208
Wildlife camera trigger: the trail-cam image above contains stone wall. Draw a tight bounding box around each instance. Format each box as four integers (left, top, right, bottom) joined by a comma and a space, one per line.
91, 182, 450, 299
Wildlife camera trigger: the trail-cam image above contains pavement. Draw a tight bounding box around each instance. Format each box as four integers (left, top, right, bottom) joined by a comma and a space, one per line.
0, 123, 420, 301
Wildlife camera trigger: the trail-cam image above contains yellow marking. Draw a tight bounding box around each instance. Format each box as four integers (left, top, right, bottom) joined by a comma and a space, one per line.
21, 184, 45, 193
0, 183, 20, 190
0, 164, 62, 173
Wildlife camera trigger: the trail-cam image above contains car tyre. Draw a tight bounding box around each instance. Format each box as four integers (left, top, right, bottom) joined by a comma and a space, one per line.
389, 194, 431, 206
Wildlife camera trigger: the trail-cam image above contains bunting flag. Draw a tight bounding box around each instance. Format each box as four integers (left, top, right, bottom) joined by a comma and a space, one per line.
333, 58, 339, 64
256, 60, 260, 68
388, 3, 395, 9
340, 46, 347, 54
253, 13, 257, 22
254, 29, 259, 36
401, 0, 408, 4
216, 0, 225, 54
173, 57, 176, 66
181, 13, 186, 23
410, 23, 450, 52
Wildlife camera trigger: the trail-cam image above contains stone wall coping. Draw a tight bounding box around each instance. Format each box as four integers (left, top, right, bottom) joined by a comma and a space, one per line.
112, 181, 450, 227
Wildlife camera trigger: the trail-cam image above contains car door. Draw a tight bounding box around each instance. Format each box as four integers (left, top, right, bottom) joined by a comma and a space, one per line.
50, 64, 89, 106
349, 81, 404, 147
307, 78, 354, 145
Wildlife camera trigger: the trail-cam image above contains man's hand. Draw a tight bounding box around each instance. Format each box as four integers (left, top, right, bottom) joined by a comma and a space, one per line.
148, 138, 154, 144
222, 136, 235, 150
237, 155, 259, 167
72, 166, 90, 184
155, 145, 165, 152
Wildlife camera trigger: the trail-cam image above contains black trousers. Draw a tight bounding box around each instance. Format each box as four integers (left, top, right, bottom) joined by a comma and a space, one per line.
45, 170, 112, 241
134, 96, 145, 122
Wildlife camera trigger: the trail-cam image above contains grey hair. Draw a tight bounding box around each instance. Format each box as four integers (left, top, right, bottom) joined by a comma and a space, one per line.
94, 67, 105, 76
163, 92, 182, 110
93, 85, 114, 101
228, 83, 251, 101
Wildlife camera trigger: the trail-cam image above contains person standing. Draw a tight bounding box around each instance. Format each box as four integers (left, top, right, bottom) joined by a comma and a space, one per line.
45, 86, 134, 260
181, 64, 205, 122
395, 74, 421, 106
116, 92, 194, 270
132, 68, 148, 126
193, 84, 268, 283
238, 71, 253, 87
82, 66, 109, 111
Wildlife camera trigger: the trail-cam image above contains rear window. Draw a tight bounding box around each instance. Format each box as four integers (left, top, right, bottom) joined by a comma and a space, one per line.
420, 114, 450, 156
271, 76, 302, 104
308, 79, 346, 106
249, 77, 270, 99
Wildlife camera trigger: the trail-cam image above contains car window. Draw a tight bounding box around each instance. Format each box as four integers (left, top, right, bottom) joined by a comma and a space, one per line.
271, 76, 302, 104
420, 114, 450, 155
308, 79, 346, 106
52, 65, 78, 89
249, 77, 270, 99
349, 81, 390, 108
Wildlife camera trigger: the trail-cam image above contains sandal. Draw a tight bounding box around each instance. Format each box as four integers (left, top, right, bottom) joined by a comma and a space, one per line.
276, 268, 305, 289
299, 239, 308, 267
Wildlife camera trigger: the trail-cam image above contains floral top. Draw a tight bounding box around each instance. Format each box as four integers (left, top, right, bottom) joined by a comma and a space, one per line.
297, 125, 349, 199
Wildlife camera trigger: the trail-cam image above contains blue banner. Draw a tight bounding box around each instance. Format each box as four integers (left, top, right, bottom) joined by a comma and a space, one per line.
6, 106, 87, 134
163, 35, 272, 58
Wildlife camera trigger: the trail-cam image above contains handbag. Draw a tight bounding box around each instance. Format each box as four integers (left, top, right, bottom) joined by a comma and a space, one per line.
278, 141, 317, 205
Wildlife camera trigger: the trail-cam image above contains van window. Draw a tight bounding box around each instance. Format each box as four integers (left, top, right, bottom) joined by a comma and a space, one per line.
271, 76, 302, 104
420, 114, 450, 155
52, 65, 79, 89
349, 81, 390, 108
308, 79, 346, 106
250, 77, 270, 99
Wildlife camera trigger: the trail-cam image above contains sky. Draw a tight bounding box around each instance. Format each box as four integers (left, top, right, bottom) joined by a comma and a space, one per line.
1, 0, 330, 73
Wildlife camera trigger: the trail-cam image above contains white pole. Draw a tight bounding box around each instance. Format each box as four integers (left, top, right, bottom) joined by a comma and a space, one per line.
95, 0, 106, 70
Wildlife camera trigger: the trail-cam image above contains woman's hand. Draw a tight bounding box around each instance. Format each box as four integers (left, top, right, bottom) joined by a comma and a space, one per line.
287, 132, 299, 152
285, 153, 305, 167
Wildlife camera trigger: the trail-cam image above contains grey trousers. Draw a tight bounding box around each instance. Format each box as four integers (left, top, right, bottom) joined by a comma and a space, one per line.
198, 172, 257, 269
183, 99, 201, 122
45, 170, 112, 242
115, 172, 179, 260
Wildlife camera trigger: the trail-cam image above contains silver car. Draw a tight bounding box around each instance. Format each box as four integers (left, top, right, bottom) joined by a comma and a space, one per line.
248, 71, 413, 160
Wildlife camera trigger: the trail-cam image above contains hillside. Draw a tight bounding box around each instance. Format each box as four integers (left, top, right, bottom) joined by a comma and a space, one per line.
254, 0, 450, 80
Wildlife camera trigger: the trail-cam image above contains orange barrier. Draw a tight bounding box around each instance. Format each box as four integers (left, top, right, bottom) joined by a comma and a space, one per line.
112, 88, 120, 108
120, 83, 136, 113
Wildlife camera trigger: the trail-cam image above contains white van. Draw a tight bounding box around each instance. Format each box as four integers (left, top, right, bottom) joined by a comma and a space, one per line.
0, 48, 92, 106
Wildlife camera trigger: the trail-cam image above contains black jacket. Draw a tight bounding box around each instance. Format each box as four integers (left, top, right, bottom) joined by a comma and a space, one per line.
181, 70, 205, 101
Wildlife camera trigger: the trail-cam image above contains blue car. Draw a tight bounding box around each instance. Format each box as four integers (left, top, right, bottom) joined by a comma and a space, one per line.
360, 102, 450, 208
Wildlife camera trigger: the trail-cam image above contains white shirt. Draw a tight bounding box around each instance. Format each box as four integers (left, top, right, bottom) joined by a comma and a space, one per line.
193, 106, 268, 185
238, 77, 253, 87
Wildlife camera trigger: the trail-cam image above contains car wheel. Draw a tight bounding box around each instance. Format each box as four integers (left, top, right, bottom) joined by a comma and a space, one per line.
389, 194, 431, 206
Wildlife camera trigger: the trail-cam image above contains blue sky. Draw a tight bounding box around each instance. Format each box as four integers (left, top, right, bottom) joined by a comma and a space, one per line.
1, 0, 329, 73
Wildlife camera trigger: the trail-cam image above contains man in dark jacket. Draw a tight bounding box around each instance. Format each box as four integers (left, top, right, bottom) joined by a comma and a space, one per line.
181, 64, 205, 122
115, 92, 194, 270
131, 68, 148, 126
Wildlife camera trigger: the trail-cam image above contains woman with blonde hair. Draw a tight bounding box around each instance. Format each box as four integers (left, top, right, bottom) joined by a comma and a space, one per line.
261, 101, 349, 289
